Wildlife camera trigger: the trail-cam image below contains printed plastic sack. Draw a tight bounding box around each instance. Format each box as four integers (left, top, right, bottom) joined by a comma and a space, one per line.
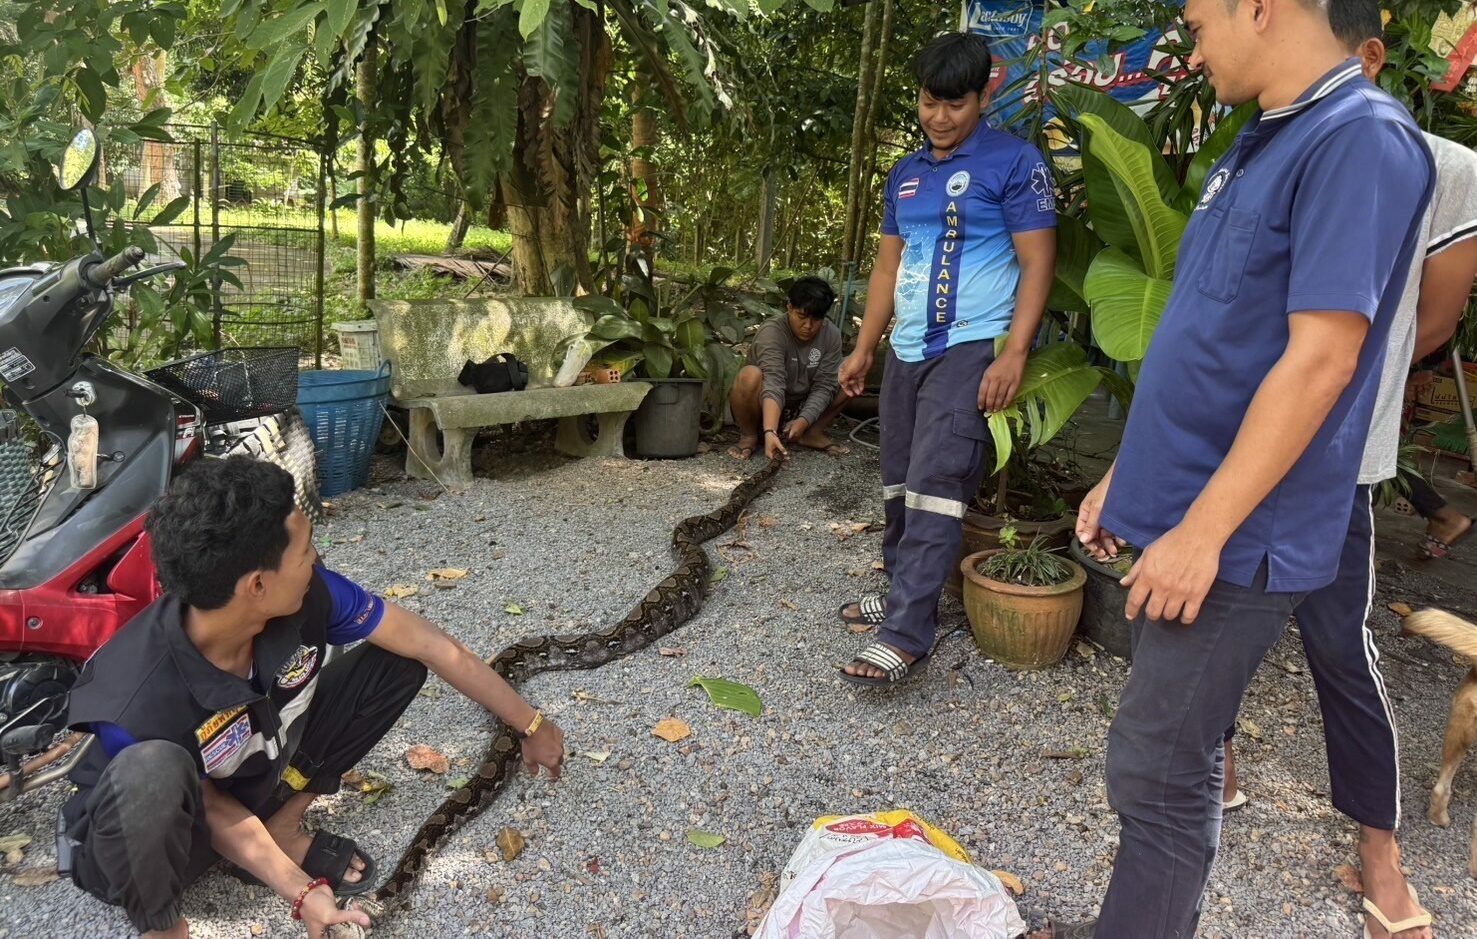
757, 811, 1026, 939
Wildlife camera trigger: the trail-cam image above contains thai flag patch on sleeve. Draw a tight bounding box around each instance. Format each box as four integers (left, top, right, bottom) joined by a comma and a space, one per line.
898, 177, 921, 200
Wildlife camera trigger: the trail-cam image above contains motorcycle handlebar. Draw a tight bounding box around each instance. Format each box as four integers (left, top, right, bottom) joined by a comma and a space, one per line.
83, 246, 146, 288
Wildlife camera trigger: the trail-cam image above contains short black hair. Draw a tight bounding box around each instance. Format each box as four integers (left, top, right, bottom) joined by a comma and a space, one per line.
788, 276, 837, 319
913, 32, 994, 100
1328, 0, 1382, 51
146, 456, 297, 610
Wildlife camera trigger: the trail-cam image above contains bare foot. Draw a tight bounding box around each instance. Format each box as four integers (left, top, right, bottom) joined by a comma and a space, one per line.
727, 435, 757, 460
841, 642, 916, 680
794, 430, 848, 455
143, 920, 189, 939
269, 826, 369, 886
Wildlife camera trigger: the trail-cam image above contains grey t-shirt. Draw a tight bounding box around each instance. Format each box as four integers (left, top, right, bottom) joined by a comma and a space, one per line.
746, 316, 843, 426
1359, 132, 1477, 483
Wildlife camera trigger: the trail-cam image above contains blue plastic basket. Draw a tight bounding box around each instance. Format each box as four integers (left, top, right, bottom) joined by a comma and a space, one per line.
296, 364, 392, 497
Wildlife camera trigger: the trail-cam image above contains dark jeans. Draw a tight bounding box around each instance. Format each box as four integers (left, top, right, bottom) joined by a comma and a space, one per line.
1402, 468, 1447, 519
69, 645, 425, 932
1098, 563, 1302, 938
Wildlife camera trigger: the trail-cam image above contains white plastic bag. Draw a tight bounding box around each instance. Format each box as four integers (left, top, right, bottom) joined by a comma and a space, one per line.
757, 833, 1025, 939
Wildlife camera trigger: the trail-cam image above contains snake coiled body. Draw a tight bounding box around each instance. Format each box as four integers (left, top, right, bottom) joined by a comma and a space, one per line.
360, 458, 783, 920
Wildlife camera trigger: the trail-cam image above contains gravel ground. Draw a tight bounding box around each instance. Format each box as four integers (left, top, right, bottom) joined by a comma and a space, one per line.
3, 429, 1477, 938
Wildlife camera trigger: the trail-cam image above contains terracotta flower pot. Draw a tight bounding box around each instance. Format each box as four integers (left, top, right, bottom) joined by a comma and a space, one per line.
944, 509, 1073, 599
960, 549, 1086, 669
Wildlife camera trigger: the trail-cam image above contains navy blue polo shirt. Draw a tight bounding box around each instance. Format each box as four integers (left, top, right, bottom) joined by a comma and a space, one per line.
1100, 60, 1434, 593
881, 120, 1056, 362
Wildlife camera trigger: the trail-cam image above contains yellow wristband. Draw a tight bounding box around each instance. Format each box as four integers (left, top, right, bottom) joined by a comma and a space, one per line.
520, 710, 544, 739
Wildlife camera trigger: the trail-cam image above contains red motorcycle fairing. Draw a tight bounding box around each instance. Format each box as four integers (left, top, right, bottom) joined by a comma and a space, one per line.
0, 514, 159, 661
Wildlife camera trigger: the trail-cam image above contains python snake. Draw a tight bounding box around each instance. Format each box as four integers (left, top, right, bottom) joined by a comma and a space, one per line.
352, 457, 783, 925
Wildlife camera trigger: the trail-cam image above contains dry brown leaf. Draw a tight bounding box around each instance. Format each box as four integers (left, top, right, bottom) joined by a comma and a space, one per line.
383, 584, 419, 600
992, 870, 1026, 895
1387, 601, 1413, 618
427, 568, 469, 582
850, 522, 869, 534
848, 623, 873, 634
756, 515, 778, 529
1237, 718, 1263, 741
659, 647, 686, 657
870, 560, 886, 570
495, 827, 525, 862
341, 770, 367, 788
652, 718, 691, 743
12, 867, 57, 887
583, 751, 611, 764
405, 744, 449, 775
1333, 863, 1364, 893
251, 924, 266, 937
744, 871, 779, 934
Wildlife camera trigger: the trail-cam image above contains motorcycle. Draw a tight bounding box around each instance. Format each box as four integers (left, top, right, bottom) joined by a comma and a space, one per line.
0, 129, 323, 803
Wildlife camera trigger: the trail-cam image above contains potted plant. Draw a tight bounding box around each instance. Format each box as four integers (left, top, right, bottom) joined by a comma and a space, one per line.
560, 264, 750, 458
1069, 538, 1136, 659
960, 526, 1087, 669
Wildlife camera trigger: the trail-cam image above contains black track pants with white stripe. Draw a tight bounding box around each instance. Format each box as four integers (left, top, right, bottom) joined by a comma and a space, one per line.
877, 340, 995, 660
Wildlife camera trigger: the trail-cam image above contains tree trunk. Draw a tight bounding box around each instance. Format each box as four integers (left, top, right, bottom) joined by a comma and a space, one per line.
356, 39, 377, 313
629, 68, 662, 266
841, 2, 881, 266
133, 51, 181, 202
503, 2, 610, 295
755, 170, 777, 274
851, 0, 895, 264
445, 195, 471, 254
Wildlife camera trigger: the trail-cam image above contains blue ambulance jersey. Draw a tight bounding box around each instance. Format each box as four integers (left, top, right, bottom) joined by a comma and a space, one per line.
881, 121, 1056, 362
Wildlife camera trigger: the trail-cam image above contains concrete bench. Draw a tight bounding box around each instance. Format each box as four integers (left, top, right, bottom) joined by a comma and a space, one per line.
370, 298, 650, 486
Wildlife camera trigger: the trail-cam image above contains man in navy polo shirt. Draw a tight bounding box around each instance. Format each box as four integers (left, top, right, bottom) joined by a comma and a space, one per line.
835, 31, 1056, 686
1065, 0, 1434, 934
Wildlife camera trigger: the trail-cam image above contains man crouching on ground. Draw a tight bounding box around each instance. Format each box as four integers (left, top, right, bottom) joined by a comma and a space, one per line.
59, 456, 565, 938
729, 275, 850, 461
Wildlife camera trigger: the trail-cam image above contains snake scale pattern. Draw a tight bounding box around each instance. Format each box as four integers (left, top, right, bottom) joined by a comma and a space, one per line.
356, 457, 784, 923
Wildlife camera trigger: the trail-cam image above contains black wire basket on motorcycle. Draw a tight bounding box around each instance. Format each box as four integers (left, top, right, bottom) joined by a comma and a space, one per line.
145, 347, 300, 423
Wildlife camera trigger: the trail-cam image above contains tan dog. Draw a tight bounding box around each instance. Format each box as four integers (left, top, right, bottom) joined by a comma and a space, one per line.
1400, 608, 1477, 878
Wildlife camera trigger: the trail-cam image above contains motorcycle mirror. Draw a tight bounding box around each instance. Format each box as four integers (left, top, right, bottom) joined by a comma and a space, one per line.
58, 129, 100, 192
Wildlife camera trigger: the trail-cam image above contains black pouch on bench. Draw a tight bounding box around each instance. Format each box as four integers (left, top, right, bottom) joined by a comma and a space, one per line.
458, 353, 529, 394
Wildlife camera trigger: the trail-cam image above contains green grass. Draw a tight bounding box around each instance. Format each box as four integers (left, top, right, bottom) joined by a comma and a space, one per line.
325, 213, 512, 256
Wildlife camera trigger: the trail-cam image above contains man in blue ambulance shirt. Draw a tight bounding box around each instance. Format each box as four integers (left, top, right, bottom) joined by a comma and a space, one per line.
1062, 0, 1436, 935
836, 31, 1057, 686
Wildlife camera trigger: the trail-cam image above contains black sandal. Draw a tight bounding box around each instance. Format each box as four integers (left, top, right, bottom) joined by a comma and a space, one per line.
838, 595, 887, 626
839, 641, 928, 686
224, 831, 377, 896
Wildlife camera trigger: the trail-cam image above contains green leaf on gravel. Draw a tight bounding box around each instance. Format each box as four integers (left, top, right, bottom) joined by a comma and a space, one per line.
447, 776, 470, 790
709, 566, 728, 585
686, 829, 726, 849
505, 603, 524, 615
688, 676, 762, 718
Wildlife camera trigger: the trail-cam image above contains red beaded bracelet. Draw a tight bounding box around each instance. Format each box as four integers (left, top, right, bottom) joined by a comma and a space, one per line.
291, 877, 331, 921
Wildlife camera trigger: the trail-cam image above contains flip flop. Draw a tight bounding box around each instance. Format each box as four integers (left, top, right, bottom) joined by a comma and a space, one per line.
838, 594, 887, 626
1362, 884, 1432, 939
1422, 516, 1474, 559
224, 831, 377, 896
839, 641, 928, 687
1223, 790, 1248, 811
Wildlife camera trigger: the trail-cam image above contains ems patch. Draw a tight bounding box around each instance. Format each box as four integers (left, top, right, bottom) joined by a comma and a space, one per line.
200, 712, 251, 773
946, 171, 971, 197
898, 177, 921, 200
196, 705, 246, 744
275, 644, 320, 690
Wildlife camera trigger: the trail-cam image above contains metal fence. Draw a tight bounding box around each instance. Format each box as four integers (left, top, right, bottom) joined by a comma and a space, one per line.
108, 124, 328, 364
